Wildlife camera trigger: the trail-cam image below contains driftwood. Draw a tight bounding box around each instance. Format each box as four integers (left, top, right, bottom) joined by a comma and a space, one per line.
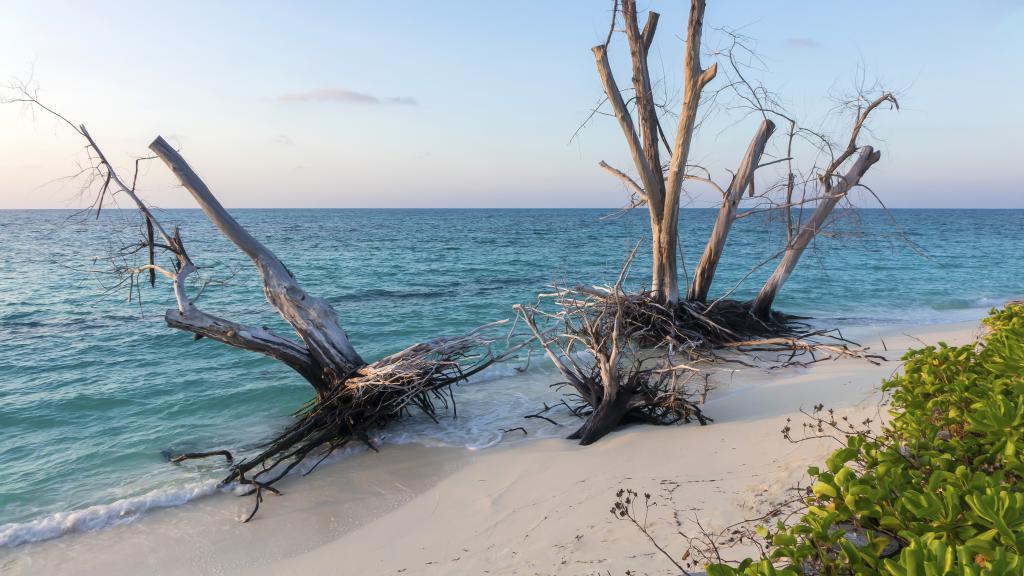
210, 322, 513, 507
149, 136, 365, 399
516, 244, 885, 445
515, 250, 712, 445
8, 89, 518, 521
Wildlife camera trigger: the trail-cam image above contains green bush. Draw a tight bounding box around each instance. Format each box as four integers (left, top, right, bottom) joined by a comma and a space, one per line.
708, 304, 1024, 575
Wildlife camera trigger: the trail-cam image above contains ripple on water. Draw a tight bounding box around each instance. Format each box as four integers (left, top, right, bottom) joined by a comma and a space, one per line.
1, 208, 1022, 545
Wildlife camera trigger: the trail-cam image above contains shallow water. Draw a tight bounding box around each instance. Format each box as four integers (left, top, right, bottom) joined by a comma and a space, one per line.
1, 208, 1021, 546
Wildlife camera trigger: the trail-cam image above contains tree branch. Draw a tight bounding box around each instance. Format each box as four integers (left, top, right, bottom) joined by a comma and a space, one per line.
592, 44, 657, 201
165, 307, 323, 385
623, 0, 665, 211
688, 118, 775, 302
149, 137, 366, 383
752, 146, 881, 318
599, 160, 647, 204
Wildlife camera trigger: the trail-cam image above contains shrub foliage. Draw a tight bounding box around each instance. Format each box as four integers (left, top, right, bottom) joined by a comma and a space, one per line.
709, 304, 1024, 575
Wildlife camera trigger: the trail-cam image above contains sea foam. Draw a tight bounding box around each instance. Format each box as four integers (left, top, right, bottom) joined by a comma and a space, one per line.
0, 480, 223, 548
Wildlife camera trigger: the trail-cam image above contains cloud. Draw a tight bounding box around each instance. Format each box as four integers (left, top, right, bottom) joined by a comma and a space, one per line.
784, 37, 822, 50
277, 88, 417, 105
272, 134, 294, 146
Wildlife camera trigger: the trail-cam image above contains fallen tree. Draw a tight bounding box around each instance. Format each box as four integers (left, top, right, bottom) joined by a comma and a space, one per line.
8, 89, 516, 520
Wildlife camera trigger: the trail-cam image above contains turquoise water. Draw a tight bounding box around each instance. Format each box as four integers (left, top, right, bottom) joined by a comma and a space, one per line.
1, 208, 1021, 546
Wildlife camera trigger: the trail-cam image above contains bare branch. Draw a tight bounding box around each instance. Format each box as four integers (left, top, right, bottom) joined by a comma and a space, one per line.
592, 44, 658, 201
598, 160, 647, 208
688, 118, 775, 302
752, 146, 881, 318
150, 137, 366, 384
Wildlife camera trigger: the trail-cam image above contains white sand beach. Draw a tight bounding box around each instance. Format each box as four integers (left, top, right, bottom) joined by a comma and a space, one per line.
3, 1, 1020, 574
0, 320, 982, 576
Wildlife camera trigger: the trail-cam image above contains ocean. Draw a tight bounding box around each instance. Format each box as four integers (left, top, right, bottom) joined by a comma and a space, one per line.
1, 208, 1021, 547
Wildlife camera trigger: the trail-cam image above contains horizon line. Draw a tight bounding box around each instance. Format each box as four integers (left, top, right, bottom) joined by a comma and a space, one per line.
0, 206, 1021, 211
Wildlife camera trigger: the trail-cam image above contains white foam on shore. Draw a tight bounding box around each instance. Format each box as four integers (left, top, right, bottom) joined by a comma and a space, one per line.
0, 479, 225, 548
0, 309, 957, 550
0, 367, 563, 550
11, 308, 970, 551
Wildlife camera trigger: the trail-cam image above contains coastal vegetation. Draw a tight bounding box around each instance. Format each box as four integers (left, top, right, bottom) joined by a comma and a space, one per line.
620, 304, 1024, 574
716, 304, 1024, 574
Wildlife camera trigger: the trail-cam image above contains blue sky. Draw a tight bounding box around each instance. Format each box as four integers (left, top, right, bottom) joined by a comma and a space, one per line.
1, 0, 1021, 208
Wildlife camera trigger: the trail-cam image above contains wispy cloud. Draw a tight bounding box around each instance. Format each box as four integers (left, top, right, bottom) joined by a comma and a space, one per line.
271, 134, 294, 146
277, 88, 417, 105
784, 37, 822, 50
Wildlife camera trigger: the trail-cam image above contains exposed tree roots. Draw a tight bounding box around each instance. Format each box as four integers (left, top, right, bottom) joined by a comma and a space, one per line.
173, 322, 514, 521
516, 288, 713, 445
515, 254, 884, 445
582, 289, 884, 366
577, 288, 797, 353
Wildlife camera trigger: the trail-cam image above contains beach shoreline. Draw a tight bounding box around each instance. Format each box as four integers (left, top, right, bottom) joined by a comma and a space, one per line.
0, 319, 983, 575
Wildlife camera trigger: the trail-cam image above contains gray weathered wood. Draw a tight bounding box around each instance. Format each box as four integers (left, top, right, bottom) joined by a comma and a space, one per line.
598, 161, 646, 203
688, 118, 775, 302
593, 0, 716, 304
592, 44, 657, 198
150, 137, 365, 386
751, 146, 880, 318
623, 0, 665, 211
657, 0, 716, 304
165, 307, 322, 385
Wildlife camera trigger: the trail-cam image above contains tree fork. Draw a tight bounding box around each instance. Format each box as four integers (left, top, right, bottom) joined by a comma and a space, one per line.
593, 0, 716, 305
149, 136, 365, 396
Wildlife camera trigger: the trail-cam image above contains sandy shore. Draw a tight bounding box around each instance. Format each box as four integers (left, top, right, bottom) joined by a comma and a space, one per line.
1, 320, 982, 575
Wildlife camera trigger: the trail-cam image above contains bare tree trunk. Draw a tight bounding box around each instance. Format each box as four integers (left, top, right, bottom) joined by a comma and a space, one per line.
751, 146, 881, 319
593, 0, 715, 305
571, 388, 633, 445
657, 0, 716, 304
517, 302, 638, 446
687, 118, 775, 302
622, 1, 672, 302
150, 137, 365, 397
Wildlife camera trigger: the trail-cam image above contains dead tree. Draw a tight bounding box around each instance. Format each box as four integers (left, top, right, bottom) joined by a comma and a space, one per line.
593, 0, 716, 304
514, 251, 711, 445
149, 136, 366, 399
750, 94, 898, 319
513, 249, 881, 444
521, 2, 898, 444
591, 0, 897, 323
7, 89, 516, 520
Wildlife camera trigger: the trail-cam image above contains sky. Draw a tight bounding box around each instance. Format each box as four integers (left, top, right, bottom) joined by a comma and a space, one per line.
0, 0, 1021, 209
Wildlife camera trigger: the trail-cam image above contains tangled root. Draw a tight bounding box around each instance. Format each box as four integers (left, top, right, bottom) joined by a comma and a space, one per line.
172, 322, 516, 521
